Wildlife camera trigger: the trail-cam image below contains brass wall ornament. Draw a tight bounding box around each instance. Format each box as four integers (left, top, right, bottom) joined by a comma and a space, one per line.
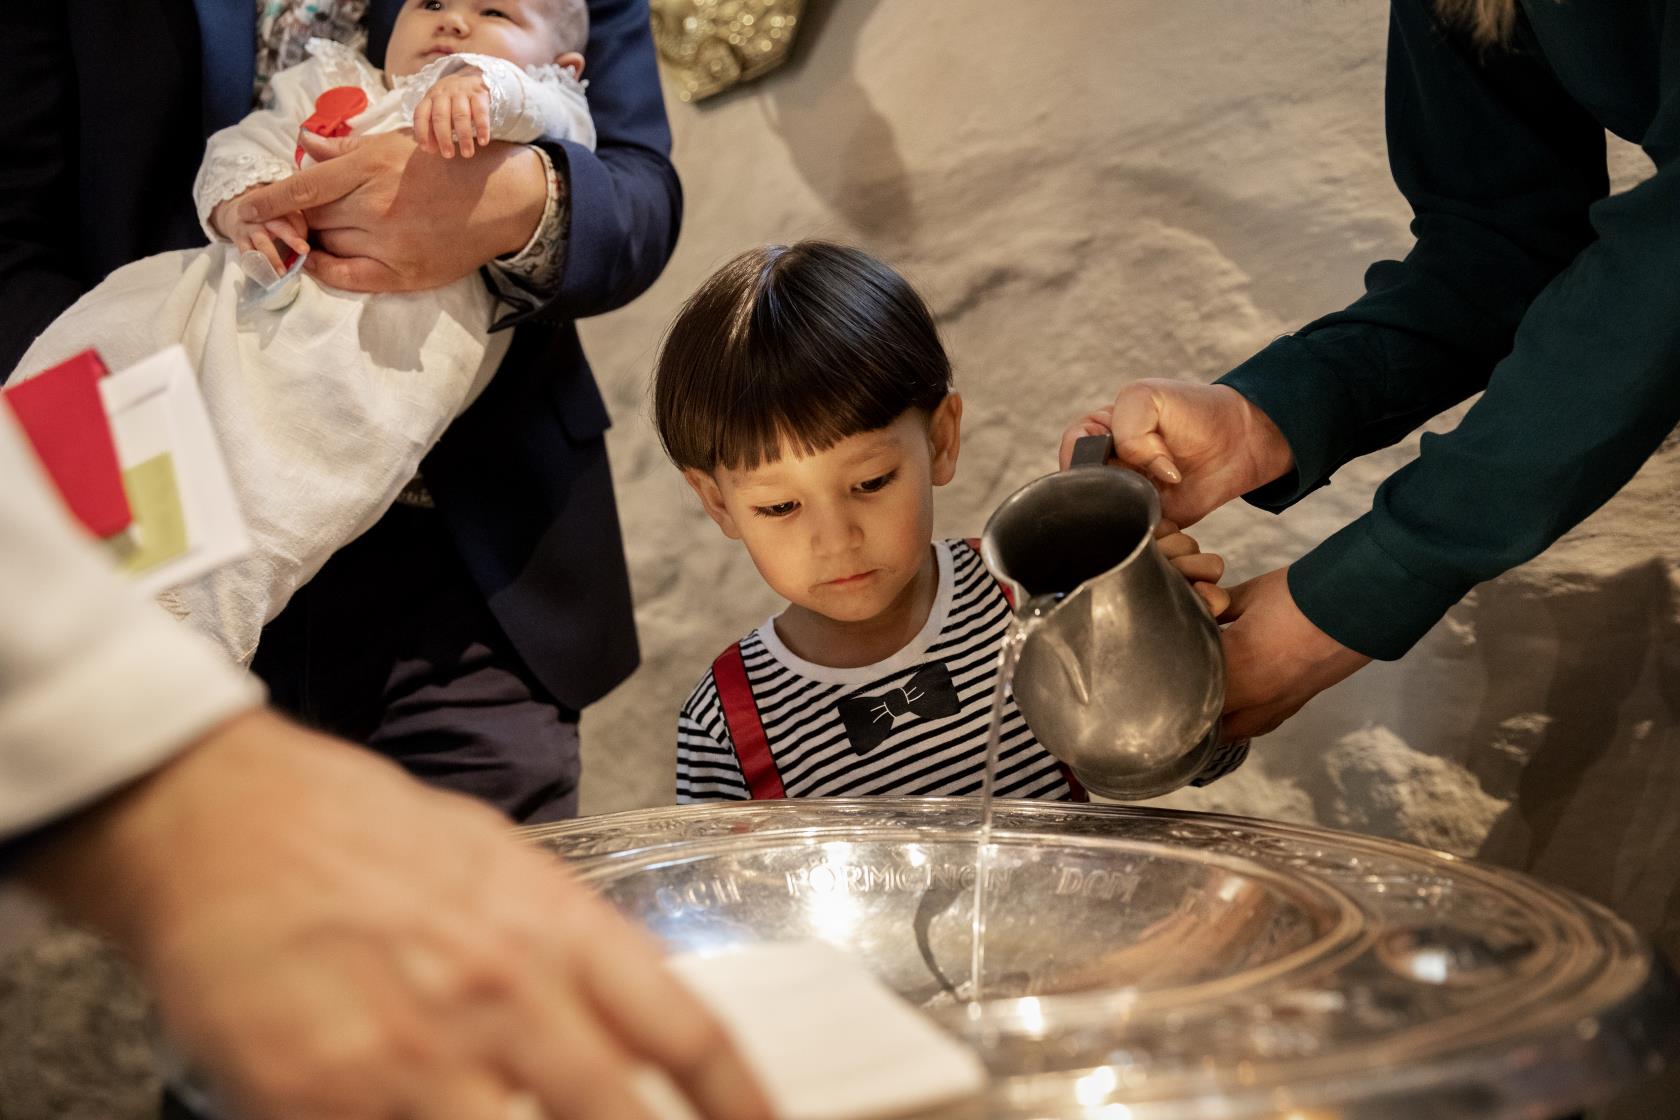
649, 0, 803, 103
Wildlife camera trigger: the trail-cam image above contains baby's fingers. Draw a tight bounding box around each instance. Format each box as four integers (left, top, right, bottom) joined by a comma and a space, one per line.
431, 95, 456, 157
414, 97, 437, 152
247, 228, 286, 276
472, 91, 491, 147
264, 219, 309, 260
451, 93, 477, 157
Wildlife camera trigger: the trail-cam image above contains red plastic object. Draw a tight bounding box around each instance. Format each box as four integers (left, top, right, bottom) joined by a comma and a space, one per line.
3, 349, 132, 538
294, 85, 369, 165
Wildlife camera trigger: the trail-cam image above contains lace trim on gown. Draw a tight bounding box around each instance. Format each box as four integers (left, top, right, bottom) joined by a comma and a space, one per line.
303, 36, 385, 92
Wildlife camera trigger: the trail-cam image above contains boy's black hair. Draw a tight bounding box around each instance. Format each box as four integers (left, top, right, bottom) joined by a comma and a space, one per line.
653, 241, 951, 472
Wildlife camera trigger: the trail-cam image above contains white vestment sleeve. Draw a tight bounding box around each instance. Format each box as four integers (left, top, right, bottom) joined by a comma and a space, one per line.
0, 409, 263, 843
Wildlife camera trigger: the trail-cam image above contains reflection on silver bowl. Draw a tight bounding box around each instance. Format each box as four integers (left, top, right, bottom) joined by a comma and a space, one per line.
524, 799, 1680, 1119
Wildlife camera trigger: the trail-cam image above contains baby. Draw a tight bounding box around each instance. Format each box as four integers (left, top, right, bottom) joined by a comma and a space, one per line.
14, 0, 593, 663
653, 242, 1248, 802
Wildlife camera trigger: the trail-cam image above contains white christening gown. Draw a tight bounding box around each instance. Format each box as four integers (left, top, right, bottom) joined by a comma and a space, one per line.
14, 39, 593, 663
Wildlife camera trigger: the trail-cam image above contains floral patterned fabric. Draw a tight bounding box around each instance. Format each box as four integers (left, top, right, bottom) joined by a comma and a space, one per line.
254, 0, 369, 107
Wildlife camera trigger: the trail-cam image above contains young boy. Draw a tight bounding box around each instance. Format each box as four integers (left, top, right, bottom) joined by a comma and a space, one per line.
654, 241, 1240, 803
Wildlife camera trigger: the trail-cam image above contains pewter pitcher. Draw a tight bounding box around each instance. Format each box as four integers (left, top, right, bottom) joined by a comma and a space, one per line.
980, 434, 1225, 799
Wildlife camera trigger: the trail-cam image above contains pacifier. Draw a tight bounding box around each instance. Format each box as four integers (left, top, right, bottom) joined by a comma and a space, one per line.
236, 245, 308, 314
295, 85, 368, 166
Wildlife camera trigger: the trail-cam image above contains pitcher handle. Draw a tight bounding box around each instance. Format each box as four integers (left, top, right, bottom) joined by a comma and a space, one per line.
1069, 433, 1114, 469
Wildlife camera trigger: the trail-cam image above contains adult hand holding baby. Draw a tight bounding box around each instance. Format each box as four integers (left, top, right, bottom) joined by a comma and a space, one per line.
236, 130, 548, 293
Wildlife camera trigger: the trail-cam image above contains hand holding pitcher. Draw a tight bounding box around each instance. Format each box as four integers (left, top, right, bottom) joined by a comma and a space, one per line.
981, 434, 1244, 799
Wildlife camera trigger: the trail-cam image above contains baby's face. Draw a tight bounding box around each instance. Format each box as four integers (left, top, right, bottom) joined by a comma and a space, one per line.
688, 400, 961, 626
387, 0, 577, 77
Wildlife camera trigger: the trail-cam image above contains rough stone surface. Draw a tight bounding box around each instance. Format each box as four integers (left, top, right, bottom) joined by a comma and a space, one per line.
4, 1, 1674, 1116
1322, 726, 1510, 857
0, 914, 157, 1120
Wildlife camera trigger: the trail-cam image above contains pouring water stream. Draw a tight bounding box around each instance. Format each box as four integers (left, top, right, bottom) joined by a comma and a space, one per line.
969, 602, 1057, 1003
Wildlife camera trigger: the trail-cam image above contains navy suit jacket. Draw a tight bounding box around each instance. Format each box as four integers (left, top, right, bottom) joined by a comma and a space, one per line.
1, 0, 681, 708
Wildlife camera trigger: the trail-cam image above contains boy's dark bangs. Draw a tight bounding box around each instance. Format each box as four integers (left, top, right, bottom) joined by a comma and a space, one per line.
707, 313, 920, 471
654, 241, 951, 472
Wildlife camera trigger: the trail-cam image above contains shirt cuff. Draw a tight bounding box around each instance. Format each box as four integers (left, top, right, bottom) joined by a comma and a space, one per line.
0, 609, 263, 844
1287, 513, 1473, 661
0, 409, 265, 845
1216, 335, 1357, 512
485, 146, 569, 321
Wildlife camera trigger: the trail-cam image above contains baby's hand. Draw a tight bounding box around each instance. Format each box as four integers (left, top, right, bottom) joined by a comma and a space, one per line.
414, 68, 491, 158
211, 192, 309, 277
1156, 519, 1230, 619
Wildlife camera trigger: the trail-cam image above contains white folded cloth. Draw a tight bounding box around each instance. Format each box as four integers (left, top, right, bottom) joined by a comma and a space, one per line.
642, 940, 987, 1120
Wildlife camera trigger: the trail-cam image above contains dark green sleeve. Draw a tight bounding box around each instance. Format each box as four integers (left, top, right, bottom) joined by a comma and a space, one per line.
1218, 0, 1680, 659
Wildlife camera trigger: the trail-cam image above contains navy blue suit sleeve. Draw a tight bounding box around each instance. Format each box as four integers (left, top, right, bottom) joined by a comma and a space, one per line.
0, 8, 86, 380
513, 0, 680, 324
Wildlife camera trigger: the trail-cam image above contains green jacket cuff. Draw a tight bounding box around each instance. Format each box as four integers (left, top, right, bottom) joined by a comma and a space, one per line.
1216, 337, 1352, 512
1288, 515, 1473, 661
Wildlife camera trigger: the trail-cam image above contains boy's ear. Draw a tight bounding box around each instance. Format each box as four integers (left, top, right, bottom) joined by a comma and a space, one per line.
555, 50, 586, 77
683, 469, 742, 540
928, 392, 963, 487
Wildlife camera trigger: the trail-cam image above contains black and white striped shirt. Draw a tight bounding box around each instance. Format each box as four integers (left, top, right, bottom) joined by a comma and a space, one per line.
676, 540, 1081, 802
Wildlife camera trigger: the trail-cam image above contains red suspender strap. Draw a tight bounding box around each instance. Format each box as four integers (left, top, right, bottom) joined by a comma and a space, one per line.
964, 537, 1015, 609
1059, 764, 1090, 803
711, 644, 786, 800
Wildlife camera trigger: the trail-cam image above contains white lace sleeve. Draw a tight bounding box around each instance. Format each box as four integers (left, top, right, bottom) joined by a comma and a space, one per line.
401, 52, 595, 150
191, 55, 330, 241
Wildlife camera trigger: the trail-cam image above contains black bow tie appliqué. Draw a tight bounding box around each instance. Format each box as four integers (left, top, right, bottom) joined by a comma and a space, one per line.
834, 661, 961, 756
